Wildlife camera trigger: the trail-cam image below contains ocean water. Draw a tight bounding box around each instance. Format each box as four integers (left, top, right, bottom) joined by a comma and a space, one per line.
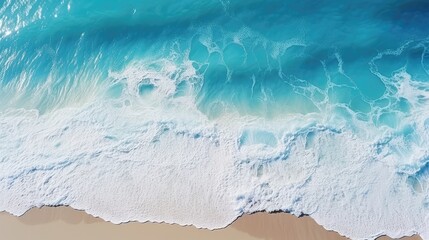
1, 0, 429, 239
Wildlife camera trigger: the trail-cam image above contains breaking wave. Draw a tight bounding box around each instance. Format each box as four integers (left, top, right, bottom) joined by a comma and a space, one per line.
1, 0, 429, 239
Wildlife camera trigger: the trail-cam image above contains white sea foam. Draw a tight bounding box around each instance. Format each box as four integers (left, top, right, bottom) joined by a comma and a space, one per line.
1, 41, 429, 240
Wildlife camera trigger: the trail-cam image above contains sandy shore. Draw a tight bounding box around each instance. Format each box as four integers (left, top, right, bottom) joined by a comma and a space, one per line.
0, 207, 422, 240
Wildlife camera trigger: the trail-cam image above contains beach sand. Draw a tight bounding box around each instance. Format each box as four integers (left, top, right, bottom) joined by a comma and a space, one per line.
0, 207, 422, 240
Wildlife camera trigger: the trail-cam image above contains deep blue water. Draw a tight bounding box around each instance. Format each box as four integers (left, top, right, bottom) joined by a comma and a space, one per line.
1, 0, 428, 122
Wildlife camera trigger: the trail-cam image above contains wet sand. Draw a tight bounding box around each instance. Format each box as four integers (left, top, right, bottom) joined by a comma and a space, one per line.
0, 207, 422, 240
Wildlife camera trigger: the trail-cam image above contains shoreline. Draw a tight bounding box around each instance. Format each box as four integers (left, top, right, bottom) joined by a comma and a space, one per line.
0, 206, 422, 240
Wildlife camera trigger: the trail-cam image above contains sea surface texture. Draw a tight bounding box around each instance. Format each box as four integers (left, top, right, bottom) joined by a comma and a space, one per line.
1, 1, 429, 239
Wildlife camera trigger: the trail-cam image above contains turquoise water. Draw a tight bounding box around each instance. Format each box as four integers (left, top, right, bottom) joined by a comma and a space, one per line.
2, 0, 428, 121
1, 1, 429, 239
